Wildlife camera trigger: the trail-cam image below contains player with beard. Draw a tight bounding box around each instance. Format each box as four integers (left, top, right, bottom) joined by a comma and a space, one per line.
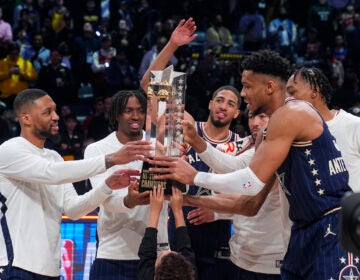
137, 18, 241, 278
84, 90, 169, 280
149, 50, 357, 279
0, 88, 153, 279
185, 110, 288, 279
167, 85, 243, 279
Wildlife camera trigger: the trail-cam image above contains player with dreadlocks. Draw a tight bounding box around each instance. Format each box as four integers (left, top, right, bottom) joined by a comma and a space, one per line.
286, 66, 360, 192
84, 90, 170, 280
149, 50, 357, 279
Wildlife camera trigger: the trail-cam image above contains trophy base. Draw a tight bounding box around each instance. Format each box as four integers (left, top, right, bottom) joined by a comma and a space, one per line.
139, 160, 186, 195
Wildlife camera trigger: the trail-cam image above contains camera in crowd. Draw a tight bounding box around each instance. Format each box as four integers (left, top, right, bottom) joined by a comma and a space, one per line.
340, 192, 360, 254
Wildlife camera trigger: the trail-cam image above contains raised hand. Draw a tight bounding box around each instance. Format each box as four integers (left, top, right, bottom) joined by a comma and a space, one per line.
170, 187, 186, 227
105, 169, 140, 190
150, 185, 165, 215
187, 208, 215, 225
170, 17, 198, 47
148, 185, 165, 228
170, 186, 183, 213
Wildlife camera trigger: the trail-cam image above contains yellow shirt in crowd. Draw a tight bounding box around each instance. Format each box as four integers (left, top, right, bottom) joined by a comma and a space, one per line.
0, 56, 37, 98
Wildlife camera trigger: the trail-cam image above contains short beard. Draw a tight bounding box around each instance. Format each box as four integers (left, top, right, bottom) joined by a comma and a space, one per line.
36, 129, 59, 143
210, 116, 230, 128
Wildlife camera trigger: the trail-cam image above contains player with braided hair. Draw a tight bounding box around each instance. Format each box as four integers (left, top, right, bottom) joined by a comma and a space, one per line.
286, 66, 360, 191
84, 90, 170, 280
150, 50, 358, 279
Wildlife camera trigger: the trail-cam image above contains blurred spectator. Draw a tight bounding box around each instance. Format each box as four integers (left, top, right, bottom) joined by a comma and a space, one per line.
20, 32, 50, 74
325, 46, 345, 88
218, 60, 242, 89
337, 3, 356, 35
58, 40, 72, 69
332, 67, 360, 109
54, 13, 75, 48
36, 48, 75, 107
297, 28, 323, 64
13, 28, 30, 55
40, 16, 57, 49
57, 104, 72, 132
186, 49, 221, 120
0, 100, 11, 144
308, 0, 336, 46
87, 95, 112, 141
115, 0, 134, 32
96, 17, 110, 39
91, 33, 116, 96
111, 19, 131, 50
0, 42, 37, 108
0, 6, 13, 43
162, 18, 176, 39
237, 2, 266, 51
133, 0, 161, 46
82, 97, 104, 137
78, 0, 100, 33
138, 36, 178, 79
49, 0, 71, 34
332, 34, 348, 63
267, 6, 297, 62
105, 49, 139, 93
110, 19, 138, 65
12, 0, 40, 32
205, 14, 233, 54
72, 22, 100, 86
347, 12, 360, 74
13, 8, 36, 43
57, 112, 85, 160
140, 20, 163, 52
0, 6, 13, 59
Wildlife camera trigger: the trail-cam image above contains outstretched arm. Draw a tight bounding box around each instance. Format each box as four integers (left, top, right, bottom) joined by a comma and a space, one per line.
63, 170, 142, 219
183, 176, 276, 216
140, 18, 197, 91
138, 186, 164, 280
171, 187, 196, 270
148, 103, 318, 194
148, 186, 165, 228
170, 187, 185, 228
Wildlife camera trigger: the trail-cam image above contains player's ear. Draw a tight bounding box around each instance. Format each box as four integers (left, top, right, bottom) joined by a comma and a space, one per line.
208, 99, 214, 111
233, 109, 240, 119
266, 80, 275, 95
311, 90, 318, 99
20, 112, 32, 126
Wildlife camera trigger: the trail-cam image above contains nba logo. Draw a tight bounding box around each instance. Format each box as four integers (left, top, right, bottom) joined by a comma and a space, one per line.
61, 239, 74, 280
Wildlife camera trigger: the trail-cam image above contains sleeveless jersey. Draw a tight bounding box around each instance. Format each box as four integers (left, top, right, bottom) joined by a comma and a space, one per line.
276, 101, 351, 228
168, 122, 244, 256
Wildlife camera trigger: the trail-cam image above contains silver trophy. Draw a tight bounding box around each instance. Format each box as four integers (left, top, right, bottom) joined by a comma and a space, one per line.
139, 65, 186, 194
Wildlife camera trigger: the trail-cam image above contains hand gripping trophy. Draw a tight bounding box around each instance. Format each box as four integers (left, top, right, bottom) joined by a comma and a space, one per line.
139, 65, 187, 194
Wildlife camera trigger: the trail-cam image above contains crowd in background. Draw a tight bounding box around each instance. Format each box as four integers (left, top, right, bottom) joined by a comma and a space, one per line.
1, 0, 360, 191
